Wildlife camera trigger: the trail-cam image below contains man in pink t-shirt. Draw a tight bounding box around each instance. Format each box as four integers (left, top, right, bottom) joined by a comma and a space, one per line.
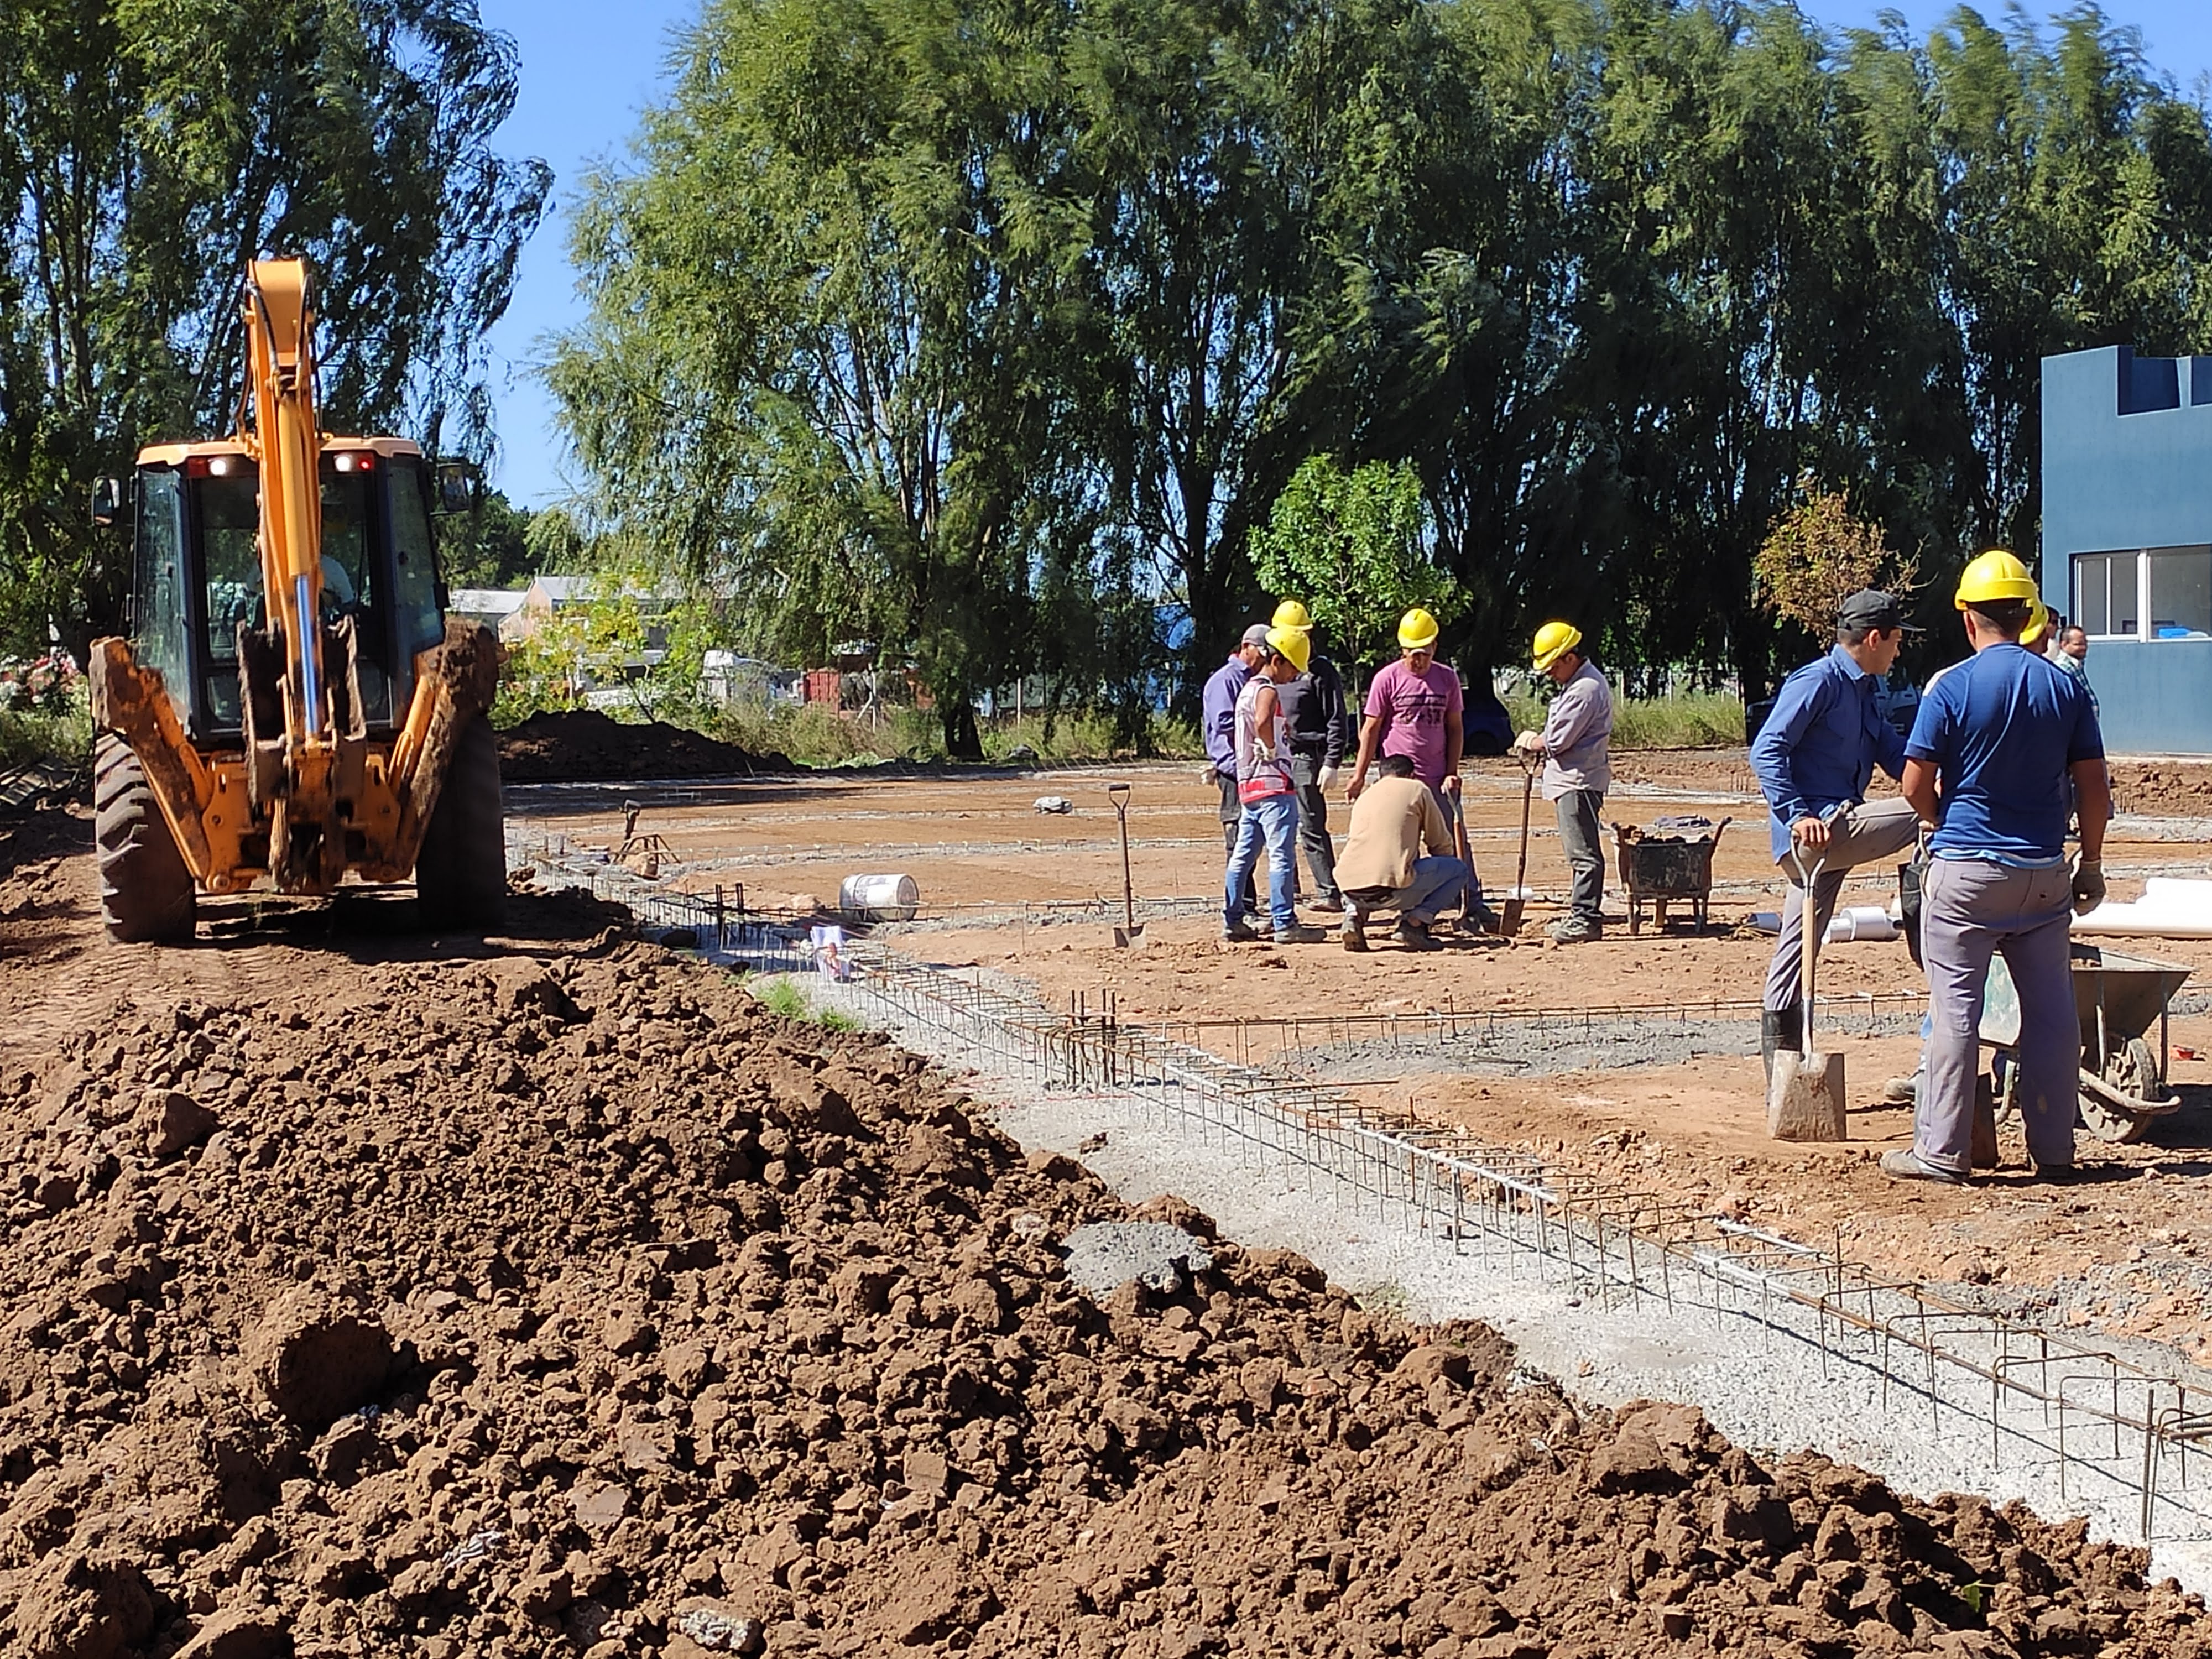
1347, 607, 1484, 922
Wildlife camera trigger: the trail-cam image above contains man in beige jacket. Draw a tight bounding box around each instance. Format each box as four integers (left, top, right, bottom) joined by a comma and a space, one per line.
1334, 754, 1472, 951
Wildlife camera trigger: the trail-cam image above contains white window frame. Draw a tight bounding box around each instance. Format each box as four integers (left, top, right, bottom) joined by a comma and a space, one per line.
2073, 545, 2212, 640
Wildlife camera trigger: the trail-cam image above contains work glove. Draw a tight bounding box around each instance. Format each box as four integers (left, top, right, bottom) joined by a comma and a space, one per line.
1512, 729, 1543, 755
1316, 764, 1340, 794
2071, 855, 2106, 915
1200, 763, 1219, 784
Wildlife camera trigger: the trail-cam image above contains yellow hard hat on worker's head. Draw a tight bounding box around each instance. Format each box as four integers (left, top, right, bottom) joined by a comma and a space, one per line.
2021, 597, 2052, 648
1955, 549, 2039, 611
1397, 607, 1440, 651
1265, 624, 1311, 674
1271, 598, 1313, 632
1532, 620, 1583, 673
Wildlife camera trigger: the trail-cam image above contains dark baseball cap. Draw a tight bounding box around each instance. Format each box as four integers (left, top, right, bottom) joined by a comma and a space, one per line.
1838, 589, 1922, 632
1240, 623, 1273, 648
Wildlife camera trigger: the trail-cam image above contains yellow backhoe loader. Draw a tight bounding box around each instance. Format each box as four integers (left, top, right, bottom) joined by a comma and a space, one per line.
88, 258, 505, 942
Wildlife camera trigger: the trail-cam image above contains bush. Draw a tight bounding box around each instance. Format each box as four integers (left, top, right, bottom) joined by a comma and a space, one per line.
0, 687, 92, 772
698, 700, 1200, 768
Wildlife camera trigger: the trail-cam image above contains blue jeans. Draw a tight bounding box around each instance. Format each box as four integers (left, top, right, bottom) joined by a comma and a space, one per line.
1348, 855, 1470, 927
1225, 794, 1298, 930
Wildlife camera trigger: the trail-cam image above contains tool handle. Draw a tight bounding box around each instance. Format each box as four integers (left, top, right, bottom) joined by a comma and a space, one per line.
1513, 769, 1534, 893
1792, 847, 1825, 1058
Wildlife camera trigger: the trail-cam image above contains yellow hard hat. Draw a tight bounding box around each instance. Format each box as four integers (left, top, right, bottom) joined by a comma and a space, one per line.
1271, 598, 1312, 632
1397, 607, 1440, 650
2021, 597, 2051, 647
1532, 620, 1583, 672
1266, 624, 1311, 674
1955, 549, 2038, 610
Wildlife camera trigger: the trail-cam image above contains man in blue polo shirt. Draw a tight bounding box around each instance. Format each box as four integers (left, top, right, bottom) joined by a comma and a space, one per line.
1748, 589, 1923, 1080
1888, 551, 2109, 1183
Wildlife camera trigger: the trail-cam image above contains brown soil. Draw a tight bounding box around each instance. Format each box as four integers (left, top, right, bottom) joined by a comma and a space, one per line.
1, 817, 2205, 1656
2112, 758, 2212, 820
499, 712, 796, 784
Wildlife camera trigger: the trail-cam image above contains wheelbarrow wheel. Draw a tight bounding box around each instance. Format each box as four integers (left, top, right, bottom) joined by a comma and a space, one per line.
2078, 1036, 2159, 1144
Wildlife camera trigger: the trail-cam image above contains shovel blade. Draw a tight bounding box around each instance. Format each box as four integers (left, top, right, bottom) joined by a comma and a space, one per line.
1112, 925, 1147, 949
1499, 899, 1525, 936
1767, 1050, 1847, 1141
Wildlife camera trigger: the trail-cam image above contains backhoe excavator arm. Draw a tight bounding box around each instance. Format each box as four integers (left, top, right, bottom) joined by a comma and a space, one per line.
241, 259, 326, 738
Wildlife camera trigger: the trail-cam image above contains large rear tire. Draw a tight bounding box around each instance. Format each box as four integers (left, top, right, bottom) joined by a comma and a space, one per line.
95, 733, 198, 945
415, 715, 508, 931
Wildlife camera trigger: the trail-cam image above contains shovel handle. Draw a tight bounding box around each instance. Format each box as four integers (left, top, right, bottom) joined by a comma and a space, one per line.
1790, 844, 1826, 1058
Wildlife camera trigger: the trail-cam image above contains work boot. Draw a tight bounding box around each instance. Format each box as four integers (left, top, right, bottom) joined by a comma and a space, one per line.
1340, 914, 1368, 953
1467, 899, 1499, 935
1310, 894, 1344, 914
1881, 1075, 1919, 1105
1548, 915, 1601, 944
1395, 919, 1442, 951
1759, 1003, 1802, 1084
1879, 1147, 1967, 1186
1221, 919, 1259, 943
1275, 924, 1329, 945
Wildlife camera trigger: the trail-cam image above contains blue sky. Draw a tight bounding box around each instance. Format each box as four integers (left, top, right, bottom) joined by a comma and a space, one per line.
474, 0, 2212, 512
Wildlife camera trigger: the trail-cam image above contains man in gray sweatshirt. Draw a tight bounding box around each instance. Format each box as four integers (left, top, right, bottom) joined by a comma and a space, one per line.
1515, 621, 1613, 943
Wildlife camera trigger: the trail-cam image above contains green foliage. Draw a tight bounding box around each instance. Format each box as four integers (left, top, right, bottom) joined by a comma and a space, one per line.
1755, 487, 1920, 640
0, 690, 92, 771
1251, 456, 1458, 675
549, 0, 2212, 709
753, 976, 859, 1031
1505, 685, 1743, 751
439, 491, 539, 591
0, 1, 550, 660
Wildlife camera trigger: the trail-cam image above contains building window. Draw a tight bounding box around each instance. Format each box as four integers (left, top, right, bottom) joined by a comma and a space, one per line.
2074, 546, 2211, 638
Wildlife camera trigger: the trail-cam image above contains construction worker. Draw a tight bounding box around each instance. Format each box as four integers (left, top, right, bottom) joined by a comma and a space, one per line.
1204, 623, 1271, 918
1347, 607, 1485, 920
1748, 589, 1923, 1080
1270, 599, 1347, 912
1334, 754, 1468, 951
1888, 551, 2109, 1183
1514, 621, 1613, 943
2054, 624, 2099, 718
1224, 626, 1328, 944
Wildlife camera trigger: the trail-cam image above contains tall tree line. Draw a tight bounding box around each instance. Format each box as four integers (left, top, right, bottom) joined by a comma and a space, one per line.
0, 0, 549, 660
551, 0, 2212, 754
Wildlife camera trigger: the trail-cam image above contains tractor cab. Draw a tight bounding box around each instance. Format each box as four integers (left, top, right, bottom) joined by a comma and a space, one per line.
128, 436, 449, 749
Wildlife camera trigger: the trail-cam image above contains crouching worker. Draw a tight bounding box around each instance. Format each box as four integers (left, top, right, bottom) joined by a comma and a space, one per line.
1334, 754, 1469, 952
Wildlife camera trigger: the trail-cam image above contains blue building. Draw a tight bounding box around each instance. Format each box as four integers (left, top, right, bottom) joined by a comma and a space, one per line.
2041, 345, 2212, 753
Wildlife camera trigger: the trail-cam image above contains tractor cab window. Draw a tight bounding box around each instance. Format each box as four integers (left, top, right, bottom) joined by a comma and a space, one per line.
133, 468, 189, 711
319, 463, 393, 725
385, 458, 445, 658
191, 465, 261, 731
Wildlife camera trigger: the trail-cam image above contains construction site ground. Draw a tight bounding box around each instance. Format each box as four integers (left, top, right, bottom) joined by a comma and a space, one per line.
507, 751, 2212, 1368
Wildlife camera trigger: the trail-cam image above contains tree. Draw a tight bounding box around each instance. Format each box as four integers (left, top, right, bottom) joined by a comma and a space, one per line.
1753, 485, 1918, 639
0, 0, 550, 658
1249, 455, 1455, 679
437, 489, 537, 589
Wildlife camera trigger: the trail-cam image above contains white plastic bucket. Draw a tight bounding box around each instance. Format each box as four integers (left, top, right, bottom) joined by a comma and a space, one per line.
839, 873, 920, 922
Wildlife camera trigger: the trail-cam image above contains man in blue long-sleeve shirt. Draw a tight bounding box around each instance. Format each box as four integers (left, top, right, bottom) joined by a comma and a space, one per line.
1205, 624, 1272, 913
1749, 589, 1922, 1078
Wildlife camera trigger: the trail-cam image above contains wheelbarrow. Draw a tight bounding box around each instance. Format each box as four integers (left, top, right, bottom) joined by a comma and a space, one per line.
1978, 944, 2192, 1142
1610, 816, 1731, 935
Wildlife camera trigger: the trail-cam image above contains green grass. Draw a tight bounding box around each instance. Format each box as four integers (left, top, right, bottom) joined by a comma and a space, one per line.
1505, 687, 1743, 751
0, 695, 92, 772
752, 975, 860, 1031
696, 699, 1197, 769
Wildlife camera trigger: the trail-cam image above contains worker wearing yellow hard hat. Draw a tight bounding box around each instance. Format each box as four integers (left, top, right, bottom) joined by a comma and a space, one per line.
1890, 551, 2109, 1186
1222, 624, 1330, 945
1344, 606, 1489, 934
1267, 598, 1349, 912
1747, 587, 1924, 1082
1512, 621, 1613, 942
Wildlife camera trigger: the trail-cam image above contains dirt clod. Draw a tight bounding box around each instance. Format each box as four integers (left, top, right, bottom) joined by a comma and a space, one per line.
140, 1088, 216, 1160
244, 1294, 394, 1430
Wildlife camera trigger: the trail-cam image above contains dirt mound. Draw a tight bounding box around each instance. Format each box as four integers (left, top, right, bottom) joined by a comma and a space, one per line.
0, 945, 2203, 1657
498, 711, 795, 784
2112, 758, 2212, 818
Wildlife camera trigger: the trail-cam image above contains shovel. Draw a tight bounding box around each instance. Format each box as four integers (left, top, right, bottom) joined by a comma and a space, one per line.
1107, 783, 1144, 948
1767, 845, 1847, 1141
1500, 759, 1535, 936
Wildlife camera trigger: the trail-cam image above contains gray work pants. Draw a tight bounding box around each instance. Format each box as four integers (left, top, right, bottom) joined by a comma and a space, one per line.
1218, 770, 1255, 910
1762, 798, 1919, 1013
1289, 752, 1340, 905
1919, 858, 2078, 1175
1552, 789, 1605, 925
1347, 855, 1470, 927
